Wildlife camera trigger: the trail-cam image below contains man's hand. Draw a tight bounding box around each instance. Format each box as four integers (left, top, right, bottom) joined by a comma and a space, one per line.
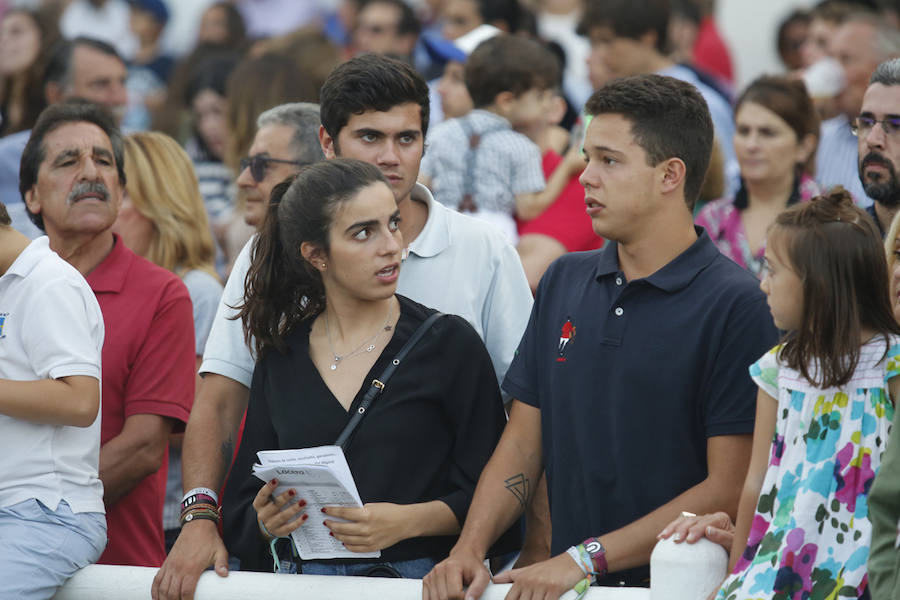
491, 552, 585, 600
422, 547, 491, 600
323, 503, 412, 553
151, 520, 228, 600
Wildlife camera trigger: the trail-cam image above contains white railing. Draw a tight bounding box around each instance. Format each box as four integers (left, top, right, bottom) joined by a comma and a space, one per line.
53, 537, 727, 600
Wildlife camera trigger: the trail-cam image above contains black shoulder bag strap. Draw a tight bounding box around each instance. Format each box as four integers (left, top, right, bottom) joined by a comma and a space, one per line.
333, 311, 445, 449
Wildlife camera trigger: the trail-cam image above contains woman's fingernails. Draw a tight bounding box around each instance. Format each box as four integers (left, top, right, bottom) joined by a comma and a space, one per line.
298, 499, 307, 507
301, 514, 309, 522
269, 478, 278, 485
288, 489, 296, 497
329, 532, 334, 537
321, 507, 327, 513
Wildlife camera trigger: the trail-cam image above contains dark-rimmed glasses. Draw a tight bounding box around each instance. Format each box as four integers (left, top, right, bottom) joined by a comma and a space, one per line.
850, 115, 900, 138
239, 155, 305, 183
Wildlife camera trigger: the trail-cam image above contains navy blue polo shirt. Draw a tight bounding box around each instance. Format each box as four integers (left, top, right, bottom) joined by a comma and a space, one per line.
502, 228, 778, 586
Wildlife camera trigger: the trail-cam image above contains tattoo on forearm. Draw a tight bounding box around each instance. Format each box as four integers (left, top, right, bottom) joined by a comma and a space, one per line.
504, 473, 530, 509
218, 437, 234, 480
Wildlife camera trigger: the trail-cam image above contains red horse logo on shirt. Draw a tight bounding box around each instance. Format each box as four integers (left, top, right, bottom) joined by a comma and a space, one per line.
557, 318, 575, 362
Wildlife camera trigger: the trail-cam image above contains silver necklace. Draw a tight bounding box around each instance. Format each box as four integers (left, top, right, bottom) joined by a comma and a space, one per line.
324, 302, 393, 370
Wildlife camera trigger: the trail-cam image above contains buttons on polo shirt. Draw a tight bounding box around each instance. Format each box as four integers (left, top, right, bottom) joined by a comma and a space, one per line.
615, 276, 623, 285
614, 307, 624, 316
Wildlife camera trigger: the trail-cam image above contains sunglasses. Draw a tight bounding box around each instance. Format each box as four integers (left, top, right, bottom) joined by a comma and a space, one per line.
850, 115, 900, 137
239, 154, 305, 183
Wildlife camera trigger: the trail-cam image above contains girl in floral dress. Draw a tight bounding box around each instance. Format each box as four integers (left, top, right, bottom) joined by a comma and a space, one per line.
716, 190, 900, 600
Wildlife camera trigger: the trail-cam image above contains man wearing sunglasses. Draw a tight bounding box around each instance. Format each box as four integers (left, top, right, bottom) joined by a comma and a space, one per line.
854, 58, 900, 236
234, 103, 324, 228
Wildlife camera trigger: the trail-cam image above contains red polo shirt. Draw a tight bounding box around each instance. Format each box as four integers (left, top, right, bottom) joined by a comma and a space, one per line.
87, 235, 195, 567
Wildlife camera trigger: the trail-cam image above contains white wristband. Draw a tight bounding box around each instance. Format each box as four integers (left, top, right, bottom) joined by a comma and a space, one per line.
566, 546, 588, 576
182, 487, 219, 505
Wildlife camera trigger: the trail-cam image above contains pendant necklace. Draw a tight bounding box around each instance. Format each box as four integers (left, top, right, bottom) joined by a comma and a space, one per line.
324, 302, 393, 370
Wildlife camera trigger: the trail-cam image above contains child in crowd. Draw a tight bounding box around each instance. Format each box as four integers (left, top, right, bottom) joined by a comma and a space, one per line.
0, 201, 107, 597
663, 189, 900, 598
516, 83, 603, 292
419, 34, 574, 242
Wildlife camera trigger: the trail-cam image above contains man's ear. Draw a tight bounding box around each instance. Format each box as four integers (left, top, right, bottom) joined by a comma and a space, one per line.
319, 125, 337, 159
23, 187, 41, 218
659, 157, 687, 195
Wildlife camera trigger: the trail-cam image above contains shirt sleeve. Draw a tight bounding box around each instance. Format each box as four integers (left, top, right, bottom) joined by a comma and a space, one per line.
867, 411, 900, 598
702, 294, 779, 437
749, 345, 781, 399
501, 262, 549, 407
122, 277, 196, 429
510, 138, 546, 196
22, 278, 103, 381
479, 236, 533, 389
885, 339, 900, 384
186, 272, 224, 356
201, 237, 256, 387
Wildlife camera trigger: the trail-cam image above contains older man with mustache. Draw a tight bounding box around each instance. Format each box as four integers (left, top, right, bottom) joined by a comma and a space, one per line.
856, 58, 900, 236
20, 100, 196, 568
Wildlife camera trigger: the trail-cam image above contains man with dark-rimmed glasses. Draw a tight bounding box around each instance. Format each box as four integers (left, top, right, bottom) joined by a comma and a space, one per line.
235, 102, 324, 228
852, 57, 900, 237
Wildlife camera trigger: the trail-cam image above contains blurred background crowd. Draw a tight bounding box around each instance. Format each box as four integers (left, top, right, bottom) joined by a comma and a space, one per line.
4, 0, 897, 287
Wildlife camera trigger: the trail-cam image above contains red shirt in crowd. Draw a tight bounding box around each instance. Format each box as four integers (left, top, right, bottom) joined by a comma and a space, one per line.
87, 235, 195, 567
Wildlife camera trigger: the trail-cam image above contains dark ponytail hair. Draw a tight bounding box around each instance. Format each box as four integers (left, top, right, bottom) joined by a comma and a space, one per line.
772, 187, 900, 388
237, 158, 390, 356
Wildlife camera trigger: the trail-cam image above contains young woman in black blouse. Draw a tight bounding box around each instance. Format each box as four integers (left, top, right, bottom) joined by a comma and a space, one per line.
222, 159, 516, 577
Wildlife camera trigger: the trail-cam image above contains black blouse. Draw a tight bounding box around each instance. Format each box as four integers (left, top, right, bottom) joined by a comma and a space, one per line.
222, 295, 519, 566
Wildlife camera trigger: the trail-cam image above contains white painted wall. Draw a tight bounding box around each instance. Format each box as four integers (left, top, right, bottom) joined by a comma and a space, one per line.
717, 0, 818, 89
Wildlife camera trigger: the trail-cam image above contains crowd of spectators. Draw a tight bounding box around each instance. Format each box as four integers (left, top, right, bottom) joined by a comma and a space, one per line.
7, 1, 900, 599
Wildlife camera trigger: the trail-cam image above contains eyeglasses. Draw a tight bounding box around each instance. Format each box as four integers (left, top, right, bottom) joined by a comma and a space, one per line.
239, 155, 305, 183
850, 115, 900, 137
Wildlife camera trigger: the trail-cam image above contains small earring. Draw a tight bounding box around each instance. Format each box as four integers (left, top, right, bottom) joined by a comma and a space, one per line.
321, 263, 327, 269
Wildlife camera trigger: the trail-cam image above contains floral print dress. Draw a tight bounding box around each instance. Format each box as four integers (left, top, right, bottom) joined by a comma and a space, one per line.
717, 337, 900, 600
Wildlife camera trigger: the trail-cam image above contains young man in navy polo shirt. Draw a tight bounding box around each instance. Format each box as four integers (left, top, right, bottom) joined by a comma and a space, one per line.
423, 74, 778, 598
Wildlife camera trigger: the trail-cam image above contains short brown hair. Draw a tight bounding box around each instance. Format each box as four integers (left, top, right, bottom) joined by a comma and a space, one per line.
578, 0, 670, 53
464, 35, 561, 108
585, 74, 713, 209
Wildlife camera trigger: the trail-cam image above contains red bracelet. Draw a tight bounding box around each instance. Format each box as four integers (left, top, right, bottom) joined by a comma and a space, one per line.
582, 537, 608, 578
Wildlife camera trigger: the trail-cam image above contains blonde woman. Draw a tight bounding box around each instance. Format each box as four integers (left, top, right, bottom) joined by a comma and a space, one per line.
113, 131, 224, 551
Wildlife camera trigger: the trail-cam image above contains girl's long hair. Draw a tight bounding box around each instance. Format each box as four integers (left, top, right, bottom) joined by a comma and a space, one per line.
773, 187, 900, 388
236, 158, 389, 357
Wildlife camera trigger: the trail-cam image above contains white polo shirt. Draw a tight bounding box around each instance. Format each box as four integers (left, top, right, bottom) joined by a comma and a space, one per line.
0, 236, 105, 514
201, 183, 533, 388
